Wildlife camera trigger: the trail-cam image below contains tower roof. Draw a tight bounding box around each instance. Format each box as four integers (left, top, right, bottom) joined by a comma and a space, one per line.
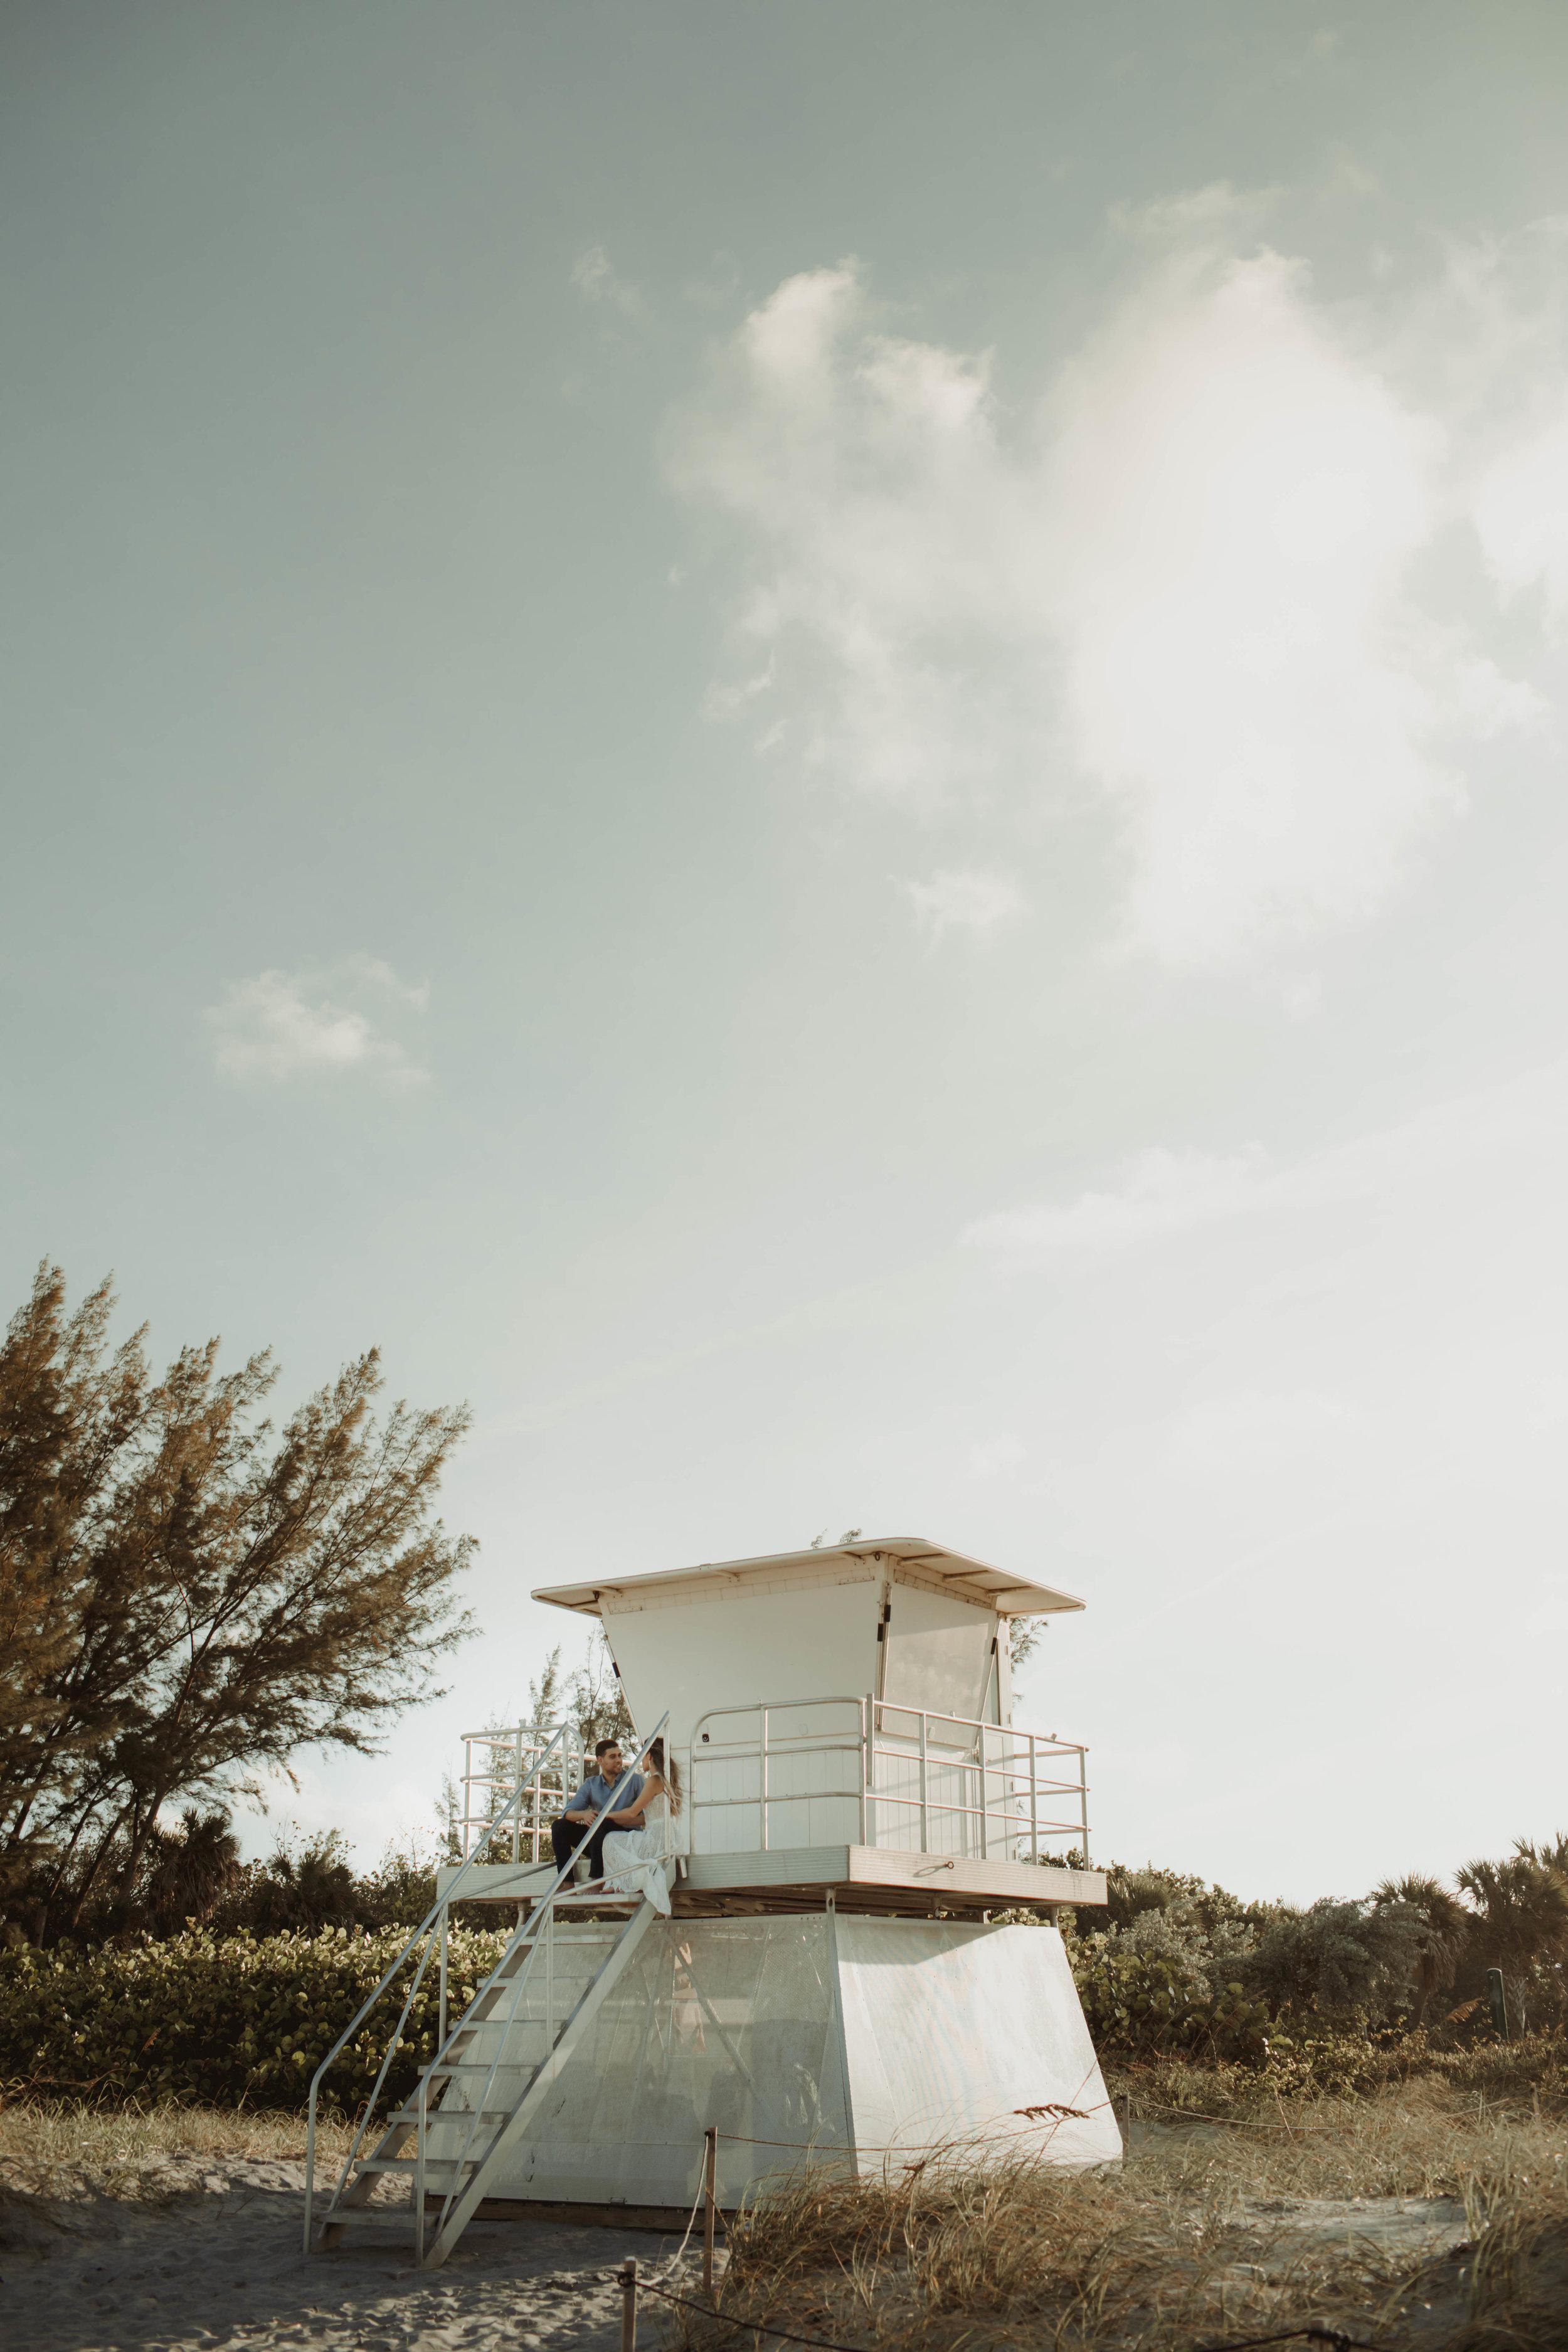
532, 1534, 1084, 1619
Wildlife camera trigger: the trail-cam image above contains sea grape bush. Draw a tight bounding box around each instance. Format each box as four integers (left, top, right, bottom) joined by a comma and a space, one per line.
6, 1836, 1567, 2111
1044, 1846, 1568, 2060
0, 1922, 507, 2111
1070, 1941, 1273, 2061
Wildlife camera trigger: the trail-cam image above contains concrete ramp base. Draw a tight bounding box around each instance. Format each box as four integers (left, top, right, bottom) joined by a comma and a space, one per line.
459, 1912, 1117, 2210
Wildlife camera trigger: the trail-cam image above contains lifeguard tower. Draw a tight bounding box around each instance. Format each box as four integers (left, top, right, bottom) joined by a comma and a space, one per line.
305, 1537, 1118, 2265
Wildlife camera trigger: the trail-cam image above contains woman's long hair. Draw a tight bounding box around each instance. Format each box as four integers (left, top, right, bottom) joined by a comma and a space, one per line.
646, 1736, 682, 1815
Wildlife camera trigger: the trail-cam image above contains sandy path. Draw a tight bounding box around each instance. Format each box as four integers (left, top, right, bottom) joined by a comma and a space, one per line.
1, 2159, 702, 2351
2, 2151, 1502, 2352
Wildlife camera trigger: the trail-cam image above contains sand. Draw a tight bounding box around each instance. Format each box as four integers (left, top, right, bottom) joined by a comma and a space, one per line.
0, 2156, 705, 2352
0, 2146, 1523, 2351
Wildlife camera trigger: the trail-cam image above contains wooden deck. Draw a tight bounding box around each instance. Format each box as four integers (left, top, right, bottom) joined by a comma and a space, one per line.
437, 1848, 1105, 1920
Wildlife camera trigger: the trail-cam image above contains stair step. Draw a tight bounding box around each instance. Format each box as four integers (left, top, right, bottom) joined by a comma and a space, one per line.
317, 2208, 420, 2232
424, 2058, 548, 2075
482, 1996, 600, 2010
356, 2154, 489, 2176
472, 1970, 602, 1998
309, 1853, 654, 2272
470, 1977, 600, 2003
439, 2017, 564, 2040
390, 2117, 512, 2136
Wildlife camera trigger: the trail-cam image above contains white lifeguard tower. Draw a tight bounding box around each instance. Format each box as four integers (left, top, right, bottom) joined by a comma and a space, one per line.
305, 1537, 1118, 2265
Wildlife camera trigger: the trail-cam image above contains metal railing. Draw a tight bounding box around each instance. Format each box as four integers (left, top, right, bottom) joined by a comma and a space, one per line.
458, 1724, 598, 1864
418, 1707, 667, 2265
689, 1695, 1089, 1865
304, 1710, 667, 2263
302, 1717, 576, 2255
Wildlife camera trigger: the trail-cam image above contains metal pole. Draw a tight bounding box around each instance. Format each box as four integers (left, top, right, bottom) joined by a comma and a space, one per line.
858, 1695, 868, 1844
702, 2125, 718, 2299
919, 1711, 928, 1853
546, 1900, 555, 2070
760, 1705, 769, 1851
1486, 1966, 1509, 2042
302, 2086, 316, 2254
438, 1904, 448, 2051
415, 2072, 427, 2267
1029, 1732, 1039, 1864
1079, 1744, 1089, 1865
620, 2255, 638, 2352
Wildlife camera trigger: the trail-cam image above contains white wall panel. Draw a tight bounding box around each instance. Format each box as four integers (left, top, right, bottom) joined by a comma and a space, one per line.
835, 1918, 1118, 2170
603, 1578, 880, 1752
472, 1914, 1118, 2211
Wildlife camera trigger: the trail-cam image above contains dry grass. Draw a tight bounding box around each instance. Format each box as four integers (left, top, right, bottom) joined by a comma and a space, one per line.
0, 2097, 356, 2202
664, 2045, 1568, 2352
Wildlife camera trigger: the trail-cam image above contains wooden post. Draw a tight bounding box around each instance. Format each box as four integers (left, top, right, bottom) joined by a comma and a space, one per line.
702, 2124, 718, 2300
620, 2255, 637, 2352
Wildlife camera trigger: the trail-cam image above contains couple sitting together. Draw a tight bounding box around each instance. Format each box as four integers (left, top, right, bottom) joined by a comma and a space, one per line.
550, 1735, 682, 1917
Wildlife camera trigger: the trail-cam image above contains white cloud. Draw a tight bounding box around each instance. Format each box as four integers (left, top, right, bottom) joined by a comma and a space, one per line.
700, 657, 775, 722
1527, 1574, 1568, 1637
1527, 1375, 1568, 1433
667, 262, 1027, 810
571, 244, 643, 317
241, 1759, 439, 1868
963, 1057, 1568, 1262
968, 1431, 1026, 1478
669, 227, 1554, 967
207, 954, 429, 1086
1473, 413, 1568, 633
1162, 1390, 1355, 1484
900, 867, 1026, 938
964, 1145, 1270, 1256
1041, 243, 1459, 963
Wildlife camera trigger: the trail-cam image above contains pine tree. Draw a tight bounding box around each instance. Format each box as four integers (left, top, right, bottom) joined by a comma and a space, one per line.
0, 1263, 474, 1941
568, 1629, 635, 1754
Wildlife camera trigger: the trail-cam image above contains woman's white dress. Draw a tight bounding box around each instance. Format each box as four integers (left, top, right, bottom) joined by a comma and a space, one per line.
601, 1791, 679, 1916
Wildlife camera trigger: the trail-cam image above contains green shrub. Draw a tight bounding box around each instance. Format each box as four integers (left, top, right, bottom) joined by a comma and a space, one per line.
0, 1921, 507, 2112
1071, 1939, 1271, 2061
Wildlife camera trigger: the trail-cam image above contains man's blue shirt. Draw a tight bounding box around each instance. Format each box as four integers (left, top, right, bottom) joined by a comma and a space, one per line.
568, 1769, 644, 1814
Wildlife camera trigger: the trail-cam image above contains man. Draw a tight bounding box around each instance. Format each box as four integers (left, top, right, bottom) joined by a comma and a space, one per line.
551, 1739, 644, 1884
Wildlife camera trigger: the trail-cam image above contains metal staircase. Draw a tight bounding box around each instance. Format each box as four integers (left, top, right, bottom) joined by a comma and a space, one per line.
304, 1714, 667, 2268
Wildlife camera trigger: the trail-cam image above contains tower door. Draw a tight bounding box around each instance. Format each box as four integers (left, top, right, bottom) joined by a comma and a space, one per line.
880, 1583, 994, 1722
876, 1584, 998, 1857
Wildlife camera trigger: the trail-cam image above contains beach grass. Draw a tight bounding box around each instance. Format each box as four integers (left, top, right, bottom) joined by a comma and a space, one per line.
0, 2096, 357, 2201
662, 2045, 1568, 2351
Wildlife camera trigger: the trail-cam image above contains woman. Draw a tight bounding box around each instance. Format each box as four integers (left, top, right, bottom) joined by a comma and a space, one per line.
600, 1737, 682, 1916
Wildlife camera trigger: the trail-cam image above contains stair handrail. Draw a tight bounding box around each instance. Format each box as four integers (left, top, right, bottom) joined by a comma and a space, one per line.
303, 1715, 576, 2253
428, 1710, 670, 2246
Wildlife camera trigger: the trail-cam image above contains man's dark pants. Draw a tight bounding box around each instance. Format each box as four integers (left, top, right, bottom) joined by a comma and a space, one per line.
551, 1815, 610, 1880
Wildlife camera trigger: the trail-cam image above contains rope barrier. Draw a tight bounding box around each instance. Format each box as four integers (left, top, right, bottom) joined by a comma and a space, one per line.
647, 2165, 710, 2285
633, 2279, 1385, 2352
1134, 2098, 1289, 2131
634, 2276, 869, 2352
709, 2102, 1111, 2154
1189, 2332, 1386, 2352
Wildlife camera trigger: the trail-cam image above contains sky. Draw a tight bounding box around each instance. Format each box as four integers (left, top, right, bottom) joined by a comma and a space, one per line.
4, 1, 1567, 1904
